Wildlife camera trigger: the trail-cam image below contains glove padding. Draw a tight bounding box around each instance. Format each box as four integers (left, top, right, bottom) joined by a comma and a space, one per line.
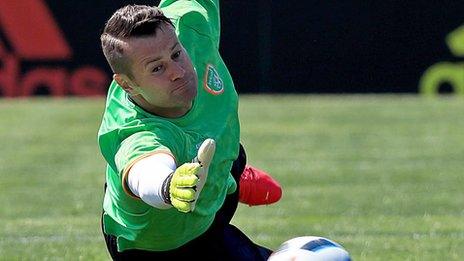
168, 139, 216, 213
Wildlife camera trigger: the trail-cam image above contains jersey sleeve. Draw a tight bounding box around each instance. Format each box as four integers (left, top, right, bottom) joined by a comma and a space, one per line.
114, 130, 183, 196
115, 131, 172, 174
159, 0, 221, 49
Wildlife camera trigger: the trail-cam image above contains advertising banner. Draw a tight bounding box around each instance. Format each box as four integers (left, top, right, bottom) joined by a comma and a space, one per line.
0, 0, 462, 96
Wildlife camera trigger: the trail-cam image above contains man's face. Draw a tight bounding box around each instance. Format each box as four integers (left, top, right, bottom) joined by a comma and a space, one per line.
123, 23, 197, 116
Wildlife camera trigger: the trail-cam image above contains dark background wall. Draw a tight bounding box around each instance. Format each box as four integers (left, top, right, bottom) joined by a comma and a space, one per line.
1, 1, 463, 96
219, 1, 464, 93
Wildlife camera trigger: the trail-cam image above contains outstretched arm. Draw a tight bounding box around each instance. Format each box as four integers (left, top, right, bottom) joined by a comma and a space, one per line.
124, 139, 216, 213
125, 152, 176, 209
159, 0, 221, 49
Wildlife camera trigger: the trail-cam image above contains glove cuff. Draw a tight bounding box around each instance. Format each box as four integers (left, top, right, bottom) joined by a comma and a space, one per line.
161, 172, 174, 205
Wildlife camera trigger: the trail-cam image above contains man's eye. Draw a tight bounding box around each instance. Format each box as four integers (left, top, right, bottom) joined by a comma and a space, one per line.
152, 65, 162, 72
172, 50, 181, 59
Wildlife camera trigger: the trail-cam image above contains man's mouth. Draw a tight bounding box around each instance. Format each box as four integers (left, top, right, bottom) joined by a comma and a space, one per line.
172, 77, 193, 93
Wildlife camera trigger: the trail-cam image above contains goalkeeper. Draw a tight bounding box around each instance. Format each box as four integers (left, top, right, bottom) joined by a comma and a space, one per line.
98, 0, 281, 259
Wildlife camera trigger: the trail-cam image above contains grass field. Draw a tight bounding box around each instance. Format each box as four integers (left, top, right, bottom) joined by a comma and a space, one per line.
0, 95, 463, 260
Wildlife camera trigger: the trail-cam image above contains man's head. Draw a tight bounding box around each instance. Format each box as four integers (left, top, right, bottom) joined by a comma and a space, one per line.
101, 5, 197, 118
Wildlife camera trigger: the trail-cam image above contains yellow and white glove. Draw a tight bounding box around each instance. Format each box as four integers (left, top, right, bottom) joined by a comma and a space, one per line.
162, 139, 216, 213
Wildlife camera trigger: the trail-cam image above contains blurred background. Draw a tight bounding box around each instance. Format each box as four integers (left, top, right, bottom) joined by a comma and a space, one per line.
0, 1, 463, 260
0, 0, 463, 96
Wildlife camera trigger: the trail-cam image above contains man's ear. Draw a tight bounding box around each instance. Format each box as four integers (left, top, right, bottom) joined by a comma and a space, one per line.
114, 74, 140, 95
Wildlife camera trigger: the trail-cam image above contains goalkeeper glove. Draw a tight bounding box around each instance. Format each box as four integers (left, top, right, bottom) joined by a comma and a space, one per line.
162, 139, 216, 213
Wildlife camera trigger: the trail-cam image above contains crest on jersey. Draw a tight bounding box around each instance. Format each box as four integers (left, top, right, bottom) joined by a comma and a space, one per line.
203, 64, 224, 95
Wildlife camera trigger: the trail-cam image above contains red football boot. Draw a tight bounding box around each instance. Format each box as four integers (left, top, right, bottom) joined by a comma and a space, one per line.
239, 165, 282, 206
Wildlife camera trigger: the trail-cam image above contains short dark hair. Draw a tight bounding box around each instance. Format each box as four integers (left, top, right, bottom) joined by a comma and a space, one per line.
100, 5, 174, 76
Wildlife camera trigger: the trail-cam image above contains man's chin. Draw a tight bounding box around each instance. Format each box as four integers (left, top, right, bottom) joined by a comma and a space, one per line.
179, 87, 196, 106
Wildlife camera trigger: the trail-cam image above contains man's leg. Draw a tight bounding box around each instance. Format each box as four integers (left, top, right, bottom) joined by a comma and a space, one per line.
216, 144, 273, 260
216, 144, 247, 224
223, 224, 273, 261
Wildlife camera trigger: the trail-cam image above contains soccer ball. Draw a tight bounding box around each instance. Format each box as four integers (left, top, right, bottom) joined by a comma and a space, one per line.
268, 236, 351, 261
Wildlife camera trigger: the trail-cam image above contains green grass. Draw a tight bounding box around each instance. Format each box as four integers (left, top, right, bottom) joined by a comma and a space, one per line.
0, 95, 463, 260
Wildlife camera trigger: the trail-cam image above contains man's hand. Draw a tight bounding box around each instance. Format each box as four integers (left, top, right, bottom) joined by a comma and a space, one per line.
164, 139, 216, 213
169, 162, 201, 213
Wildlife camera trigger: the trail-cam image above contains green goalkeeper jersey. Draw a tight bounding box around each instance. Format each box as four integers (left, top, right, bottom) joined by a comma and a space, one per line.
98, 0, 240, 251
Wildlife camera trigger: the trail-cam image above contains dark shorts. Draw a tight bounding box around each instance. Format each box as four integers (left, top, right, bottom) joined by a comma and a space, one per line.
102, 144, 272, 260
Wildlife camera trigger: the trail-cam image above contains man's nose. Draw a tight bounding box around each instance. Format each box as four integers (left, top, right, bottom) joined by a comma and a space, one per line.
169, 62, 186, 81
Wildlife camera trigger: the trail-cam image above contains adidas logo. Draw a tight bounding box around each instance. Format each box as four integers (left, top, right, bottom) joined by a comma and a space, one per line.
0, 0, 108, 97
419, 25, 464, 95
